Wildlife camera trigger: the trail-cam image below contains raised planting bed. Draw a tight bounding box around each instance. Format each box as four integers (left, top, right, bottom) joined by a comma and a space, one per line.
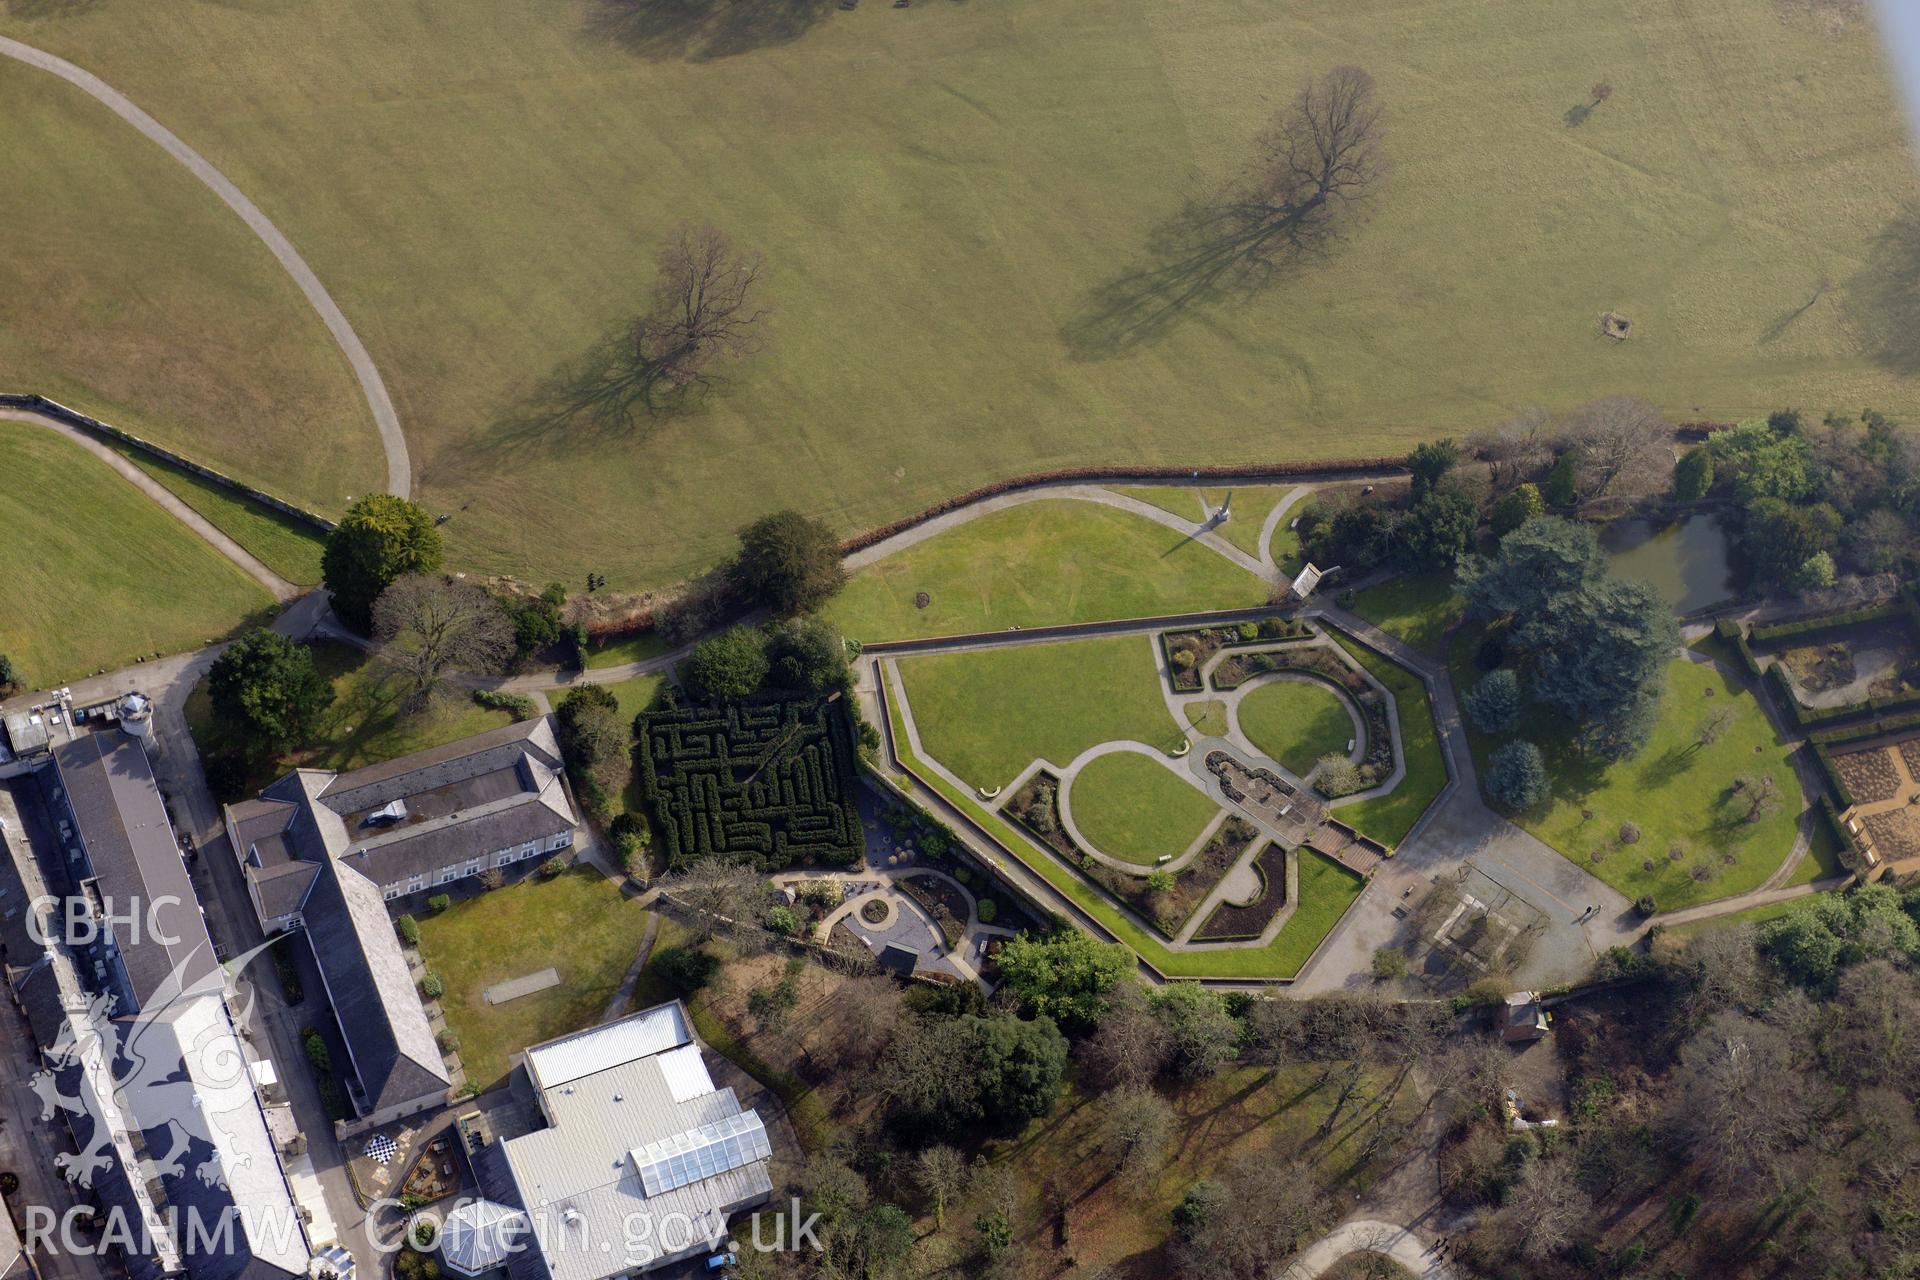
900, 873, 969, 947
1833, 743, 1903, 805
859, 898, 889, 924
637, 696, 864, 872
1162, 616, 1314, 691
1195, 843, 1290, 941
1158, 815, 1262, 926
1003, 770, 1224, 939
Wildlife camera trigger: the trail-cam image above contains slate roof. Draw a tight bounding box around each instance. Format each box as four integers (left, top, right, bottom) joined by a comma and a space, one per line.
300, 862, 449, 1114
51, 733, 218, 1010
230, 719, 576, 898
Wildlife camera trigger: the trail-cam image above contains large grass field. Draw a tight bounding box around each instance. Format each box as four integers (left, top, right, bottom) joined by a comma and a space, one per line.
1066, 752, 1221, 866
0, 63, 379, 513
1453, 640, 1804, 909
0, 425, 274, 684
1236, 678, 1357, 775
897, 633, 1184, 790
417, 867, 651, 1091
829, 500, 1269, 641
883, 667, 1364, 979
6, 0, 1914, 590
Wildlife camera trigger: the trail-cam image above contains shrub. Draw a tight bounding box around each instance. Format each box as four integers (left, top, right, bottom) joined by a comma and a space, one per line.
479, 868, 505, 890
1673, 445, 1713, 500
1236, 621, 1259, 642
652, 946, 719, 993
471, 688, 538, 720
1491, 483, 1544, 538
420, 972, 444, 999
540, 854, 569, 878
1315, 753, 1365, 798
395, 914, 421, 947
1171, 649, 1195, 672
1145, 869, 1174, 893
1372, 946, 1409, 979
1543, 450, 1578, 507
437, 1028, 461, 1055
303, 1031, 331, 1073
1465, 668, 1521, 734
1634, 894, 1657, 918
977, 899, 998, 924
764, 904, 799, 936
0, 653, 19, 696
427, 893, 452, 914
1485, 740, 1549, 812
1618, 821, 1641, 845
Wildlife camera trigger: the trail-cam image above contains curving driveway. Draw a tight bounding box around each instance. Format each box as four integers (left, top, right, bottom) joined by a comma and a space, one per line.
1281, 1219, 1461, 1279
0, 36, 411, 498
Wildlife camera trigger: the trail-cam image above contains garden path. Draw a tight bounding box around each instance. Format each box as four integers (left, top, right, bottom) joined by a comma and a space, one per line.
0, 38, 410, 497
1280, 1218, 1461, 1280
1, 407, 298, 601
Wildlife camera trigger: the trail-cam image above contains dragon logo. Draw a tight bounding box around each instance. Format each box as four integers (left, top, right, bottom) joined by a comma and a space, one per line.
28, 935, 279, 1194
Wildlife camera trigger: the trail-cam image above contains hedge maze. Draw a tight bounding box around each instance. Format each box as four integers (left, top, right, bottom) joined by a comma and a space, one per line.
639, 698, 864, 871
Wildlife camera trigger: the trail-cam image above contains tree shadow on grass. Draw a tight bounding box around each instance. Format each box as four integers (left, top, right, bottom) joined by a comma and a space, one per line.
580, 0, 838, 62
1060, 194, 1331, 361
1847, 203, 1920, 374
468, 325, 685, 470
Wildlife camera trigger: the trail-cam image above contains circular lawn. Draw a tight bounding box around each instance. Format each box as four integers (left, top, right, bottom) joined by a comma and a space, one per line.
1067, 751, 1221, 866
1236, 678, 1358, 776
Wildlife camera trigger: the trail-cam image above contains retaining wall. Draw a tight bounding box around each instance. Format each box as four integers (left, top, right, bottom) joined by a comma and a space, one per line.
0, 392, 336, 532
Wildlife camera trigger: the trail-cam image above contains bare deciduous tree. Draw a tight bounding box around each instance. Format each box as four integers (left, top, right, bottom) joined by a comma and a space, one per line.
659, 858, 771, 946
372, 574, 515, 710
1563, 395, 1672, 504
1669, 1011, 1812, 1192
1225, 66, 1386, 270
1468, 407, 1555, 491
1499, 1158, 1593, 1259
1095, 1085, 1174, 1188
1081, 979, 1171, 1088
634, 224, 768, 411
1171, 1154, 1326, 1277
912, 1145, 970, 1231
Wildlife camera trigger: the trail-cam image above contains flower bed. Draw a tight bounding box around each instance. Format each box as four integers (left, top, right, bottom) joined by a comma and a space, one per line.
1161, 617, 1313, 691
1194, 843, 1290, 941
1004, 771, 1247, 939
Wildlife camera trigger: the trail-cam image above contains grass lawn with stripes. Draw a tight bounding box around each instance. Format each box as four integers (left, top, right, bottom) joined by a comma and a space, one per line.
1066, 752, 1220, 866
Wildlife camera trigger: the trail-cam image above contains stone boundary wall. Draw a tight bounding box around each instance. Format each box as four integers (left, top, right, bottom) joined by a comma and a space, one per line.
0, 392, 336, 532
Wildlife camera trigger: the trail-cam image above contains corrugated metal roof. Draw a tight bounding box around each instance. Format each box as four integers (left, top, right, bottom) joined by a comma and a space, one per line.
525, 1004, 689, 1090
654, 1043, 714, 1104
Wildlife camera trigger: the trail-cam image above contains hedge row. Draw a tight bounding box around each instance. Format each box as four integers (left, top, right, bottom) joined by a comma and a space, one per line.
839, 457, 1406, 555
1749, 601, 1904, 645
1810, 741, 1854, 809
638, 698, 863, 871
1817, 796, 1868, 874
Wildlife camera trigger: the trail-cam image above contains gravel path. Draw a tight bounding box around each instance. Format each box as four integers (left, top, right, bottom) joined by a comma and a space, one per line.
1280, 1218, 1461, 1279
0, 36, 411, 498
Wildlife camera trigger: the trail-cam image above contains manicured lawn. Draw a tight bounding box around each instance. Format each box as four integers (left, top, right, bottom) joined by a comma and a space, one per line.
1236, 678, 1356, 775
1453, 636, 1805, 909
15, 1, 1909, 589
1349, 574, 1463, 658
1184, 699, 1229, 739
188, 640, 518, 797
1785, 816, 1848, 888
602, 674, 667, 725
830, 500, 1268, 641
417, 867, 650, 1091
897, 633, 1183, 790
1066, 752, 1220, 866
1327, 634, 1448, 847
1199, 486, 1301, 561
883, 664, 1361, 980
0, 425, 274, 684
111, 446, 328, 585
584, 632, 672, 670
0, 65, 379, 513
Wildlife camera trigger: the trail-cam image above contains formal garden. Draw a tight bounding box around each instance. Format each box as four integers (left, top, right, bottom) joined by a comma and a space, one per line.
878, 606, 1440, 979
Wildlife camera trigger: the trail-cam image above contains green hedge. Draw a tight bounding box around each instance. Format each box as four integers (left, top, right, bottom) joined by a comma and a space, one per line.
1816, 796, 1865, 874
1810, 742, 1853, 808
1749, 602, 1904, 645
638, 697, 863, 871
